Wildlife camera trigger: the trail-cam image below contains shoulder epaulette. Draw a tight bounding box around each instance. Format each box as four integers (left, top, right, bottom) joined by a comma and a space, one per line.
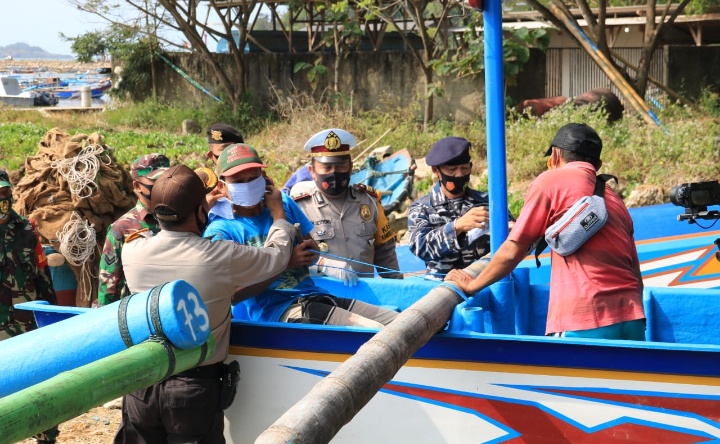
125, 228, 151, 244
292, 192, 312, 201
355, 183, 379, 197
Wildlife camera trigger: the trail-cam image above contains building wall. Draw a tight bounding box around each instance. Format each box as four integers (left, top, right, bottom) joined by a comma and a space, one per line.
667, 45, 720, 100
145, 44, 718, 120
152, 51, 487, 123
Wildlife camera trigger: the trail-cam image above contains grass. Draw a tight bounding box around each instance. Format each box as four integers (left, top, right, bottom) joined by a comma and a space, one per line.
1, 93, 718, 217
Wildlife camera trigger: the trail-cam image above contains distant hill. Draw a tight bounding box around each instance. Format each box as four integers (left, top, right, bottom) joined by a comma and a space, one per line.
0, 42, 73, 60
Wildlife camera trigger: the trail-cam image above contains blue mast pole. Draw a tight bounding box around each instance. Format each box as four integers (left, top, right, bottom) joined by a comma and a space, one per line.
483, 0, 515, 334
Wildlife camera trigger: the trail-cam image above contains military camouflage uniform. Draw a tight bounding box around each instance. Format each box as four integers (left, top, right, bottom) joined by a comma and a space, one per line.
294, 183, 402, 278
97, 202, 159, 306
408, 182, 508, 280
0, 211, 56, 340
0, 211, 58, 442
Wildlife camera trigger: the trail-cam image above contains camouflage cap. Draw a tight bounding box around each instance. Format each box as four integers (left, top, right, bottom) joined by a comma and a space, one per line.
130, 153, 171, 180
0, 169, 11, 188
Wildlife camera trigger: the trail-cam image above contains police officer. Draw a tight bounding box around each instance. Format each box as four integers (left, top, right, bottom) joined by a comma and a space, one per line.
97, 153, 170, 306
294, 128, 402, 285
407, 136, 514, 280
0, 169, 59, 443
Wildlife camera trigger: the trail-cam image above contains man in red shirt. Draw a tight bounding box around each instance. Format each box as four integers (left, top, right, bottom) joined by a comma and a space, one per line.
447, 123, 645, 340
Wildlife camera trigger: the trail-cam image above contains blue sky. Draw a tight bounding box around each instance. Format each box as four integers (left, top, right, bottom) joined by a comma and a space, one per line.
0, 0, 103, 55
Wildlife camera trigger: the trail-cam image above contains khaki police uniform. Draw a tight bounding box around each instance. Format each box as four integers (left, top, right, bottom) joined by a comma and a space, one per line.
294, 183, 402, 279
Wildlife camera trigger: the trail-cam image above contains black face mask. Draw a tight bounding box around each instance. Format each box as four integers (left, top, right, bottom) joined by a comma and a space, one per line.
196, 206, 209, 234
315, 171, 351, 197
439, 171, 470, 196
138, 183, 153, 201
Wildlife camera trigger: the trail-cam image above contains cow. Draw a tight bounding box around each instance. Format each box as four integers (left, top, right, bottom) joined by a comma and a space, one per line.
515, 88, 624, 123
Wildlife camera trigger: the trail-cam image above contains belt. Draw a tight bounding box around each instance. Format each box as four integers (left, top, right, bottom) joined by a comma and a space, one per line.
174, 362, 224, 379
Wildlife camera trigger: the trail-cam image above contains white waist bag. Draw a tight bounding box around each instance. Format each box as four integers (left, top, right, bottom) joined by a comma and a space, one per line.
533, 174, 616, 266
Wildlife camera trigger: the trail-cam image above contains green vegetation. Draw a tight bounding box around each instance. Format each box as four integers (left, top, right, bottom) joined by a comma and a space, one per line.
1, 93, 718, 216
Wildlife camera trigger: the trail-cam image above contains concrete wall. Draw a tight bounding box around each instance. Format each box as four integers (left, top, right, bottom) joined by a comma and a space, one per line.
152, 51, 487, 123
145, 44, 718, 119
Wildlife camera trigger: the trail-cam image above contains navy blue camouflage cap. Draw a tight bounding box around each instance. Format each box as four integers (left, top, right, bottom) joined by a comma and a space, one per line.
130, 153, 171, 180
0, 169, 11, 188
545, 123, 602, 158
426, 136, 472, 167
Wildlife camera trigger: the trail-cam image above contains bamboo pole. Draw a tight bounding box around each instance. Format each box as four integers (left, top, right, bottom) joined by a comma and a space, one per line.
254, 261, 488, 444
0, 335, 215, 444
548, 2, 661, 127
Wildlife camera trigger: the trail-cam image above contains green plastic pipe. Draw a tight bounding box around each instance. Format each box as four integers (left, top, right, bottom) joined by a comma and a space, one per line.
0, 335, 215, 443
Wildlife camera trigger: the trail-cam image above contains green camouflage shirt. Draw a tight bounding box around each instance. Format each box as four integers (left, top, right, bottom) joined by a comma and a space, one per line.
98, 201, 160, 306
0, 210, 57, 340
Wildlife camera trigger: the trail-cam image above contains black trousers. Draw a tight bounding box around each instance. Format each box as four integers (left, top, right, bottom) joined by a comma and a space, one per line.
114, 366, 224, 444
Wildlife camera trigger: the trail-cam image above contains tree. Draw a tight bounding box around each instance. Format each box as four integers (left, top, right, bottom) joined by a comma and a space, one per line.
67, 0, 261, 113
354, 0, 466, 129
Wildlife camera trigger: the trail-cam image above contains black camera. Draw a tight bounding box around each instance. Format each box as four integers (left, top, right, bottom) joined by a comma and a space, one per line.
671, 181, 720, 222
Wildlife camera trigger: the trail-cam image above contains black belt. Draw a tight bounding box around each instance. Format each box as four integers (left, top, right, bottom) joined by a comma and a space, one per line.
174, 362, 224, 379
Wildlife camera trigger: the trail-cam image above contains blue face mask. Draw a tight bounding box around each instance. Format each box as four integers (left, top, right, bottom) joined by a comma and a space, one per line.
223, 175, 266, 207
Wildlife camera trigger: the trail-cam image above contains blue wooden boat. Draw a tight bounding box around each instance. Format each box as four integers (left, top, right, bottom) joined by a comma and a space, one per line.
11, 0, 720, 441
50, 79, 111, 99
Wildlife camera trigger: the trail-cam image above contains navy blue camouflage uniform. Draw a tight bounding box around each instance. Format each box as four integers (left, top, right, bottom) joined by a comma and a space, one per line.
408, 182, 497, 280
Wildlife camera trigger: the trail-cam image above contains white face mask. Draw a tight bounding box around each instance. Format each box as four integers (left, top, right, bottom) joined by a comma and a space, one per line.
223, 175, 266, 207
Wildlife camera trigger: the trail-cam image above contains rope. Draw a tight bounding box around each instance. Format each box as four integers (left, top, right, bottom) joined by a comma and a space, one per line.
309, 249, 426, 276
156, 52, 222, 103
56, 212, 96, 267
50, 144, 109, 199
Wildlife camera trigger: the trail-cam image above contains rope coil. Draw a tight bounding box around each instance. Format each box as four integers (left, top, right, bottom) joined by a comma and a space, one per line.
50, 144, 109, 199
56, 212, 96, 267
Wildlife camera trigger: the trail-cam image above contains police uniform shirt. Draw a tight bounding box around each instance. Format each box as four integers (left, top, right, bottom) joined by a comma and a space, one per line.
294, 183, 401, 278
121, 220, 294, 364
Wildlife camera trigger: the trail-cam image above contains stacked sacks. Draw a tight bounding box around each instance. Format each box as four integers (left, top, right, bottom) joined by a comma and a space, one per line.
12, 127, 136, 307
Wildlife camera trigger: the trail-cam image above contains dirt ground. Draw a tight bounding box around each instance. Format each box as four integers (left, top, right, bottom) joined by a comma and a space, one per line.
16, 405, 121, 444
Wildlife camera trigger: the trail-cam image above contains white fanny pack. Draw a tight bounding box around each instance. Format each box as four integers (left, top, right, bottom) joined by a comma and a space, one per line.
533, 174, 616, 266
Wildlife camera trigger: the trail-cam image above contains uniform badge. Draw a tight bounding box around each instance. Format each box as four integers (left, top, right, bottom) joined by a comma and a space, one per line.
210, 129, 224, 141
324, 131, 342, 151
360, 204, 372, 221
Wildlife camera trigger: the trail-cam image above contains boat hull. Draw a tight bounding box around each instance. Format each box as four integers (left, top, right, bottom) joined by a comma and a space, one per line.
225, 321, 720, 443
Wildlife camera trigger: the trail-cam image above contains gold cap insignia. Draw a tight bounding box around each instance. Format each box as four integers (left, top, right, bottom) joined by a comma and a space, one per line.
211, 130, 223, 141
360, 204, 372, 221
324, 131, 342, 151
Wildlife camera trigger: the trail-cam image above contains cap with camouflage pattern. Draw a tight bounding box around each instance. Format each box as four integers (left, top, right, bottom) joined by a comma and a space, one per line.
0, 170, 11, 188
130, 153, 171, 180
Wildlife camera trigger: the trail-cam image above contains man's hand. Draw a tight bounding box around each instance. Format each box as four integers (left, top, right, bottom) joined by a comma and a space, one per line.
264, 180, 285, 221
287, 239, 319, 269
206, 187, 223, 207
318, 258, 359, 287
445, 269, 475, 293
454, 206, 489, 234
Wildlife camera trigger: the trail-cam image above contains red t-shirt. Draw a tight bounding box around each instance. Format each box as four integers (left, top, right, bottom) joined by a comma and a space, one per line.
508, 162, 644, 334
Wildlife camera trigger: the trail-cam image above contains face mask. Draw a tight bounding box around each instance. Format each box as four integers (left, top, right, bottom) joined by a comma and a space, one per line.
439, 171, 470, 196
224, 175, 266, 207
315, 171, 350, 196
137, 182, 153, 201
0, 197, 11, 219
196, 206, 209, 234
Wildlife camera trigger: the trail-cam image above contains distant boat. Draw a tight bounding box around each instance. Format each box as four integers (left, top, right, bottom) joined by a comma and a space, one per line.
0, 76, 58, 107
50, 79, 112, 99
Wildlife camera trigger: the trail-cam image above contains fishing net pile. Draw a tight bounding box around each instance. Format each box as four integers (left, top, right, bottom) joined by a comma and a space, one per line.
12, 127, 136, 306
